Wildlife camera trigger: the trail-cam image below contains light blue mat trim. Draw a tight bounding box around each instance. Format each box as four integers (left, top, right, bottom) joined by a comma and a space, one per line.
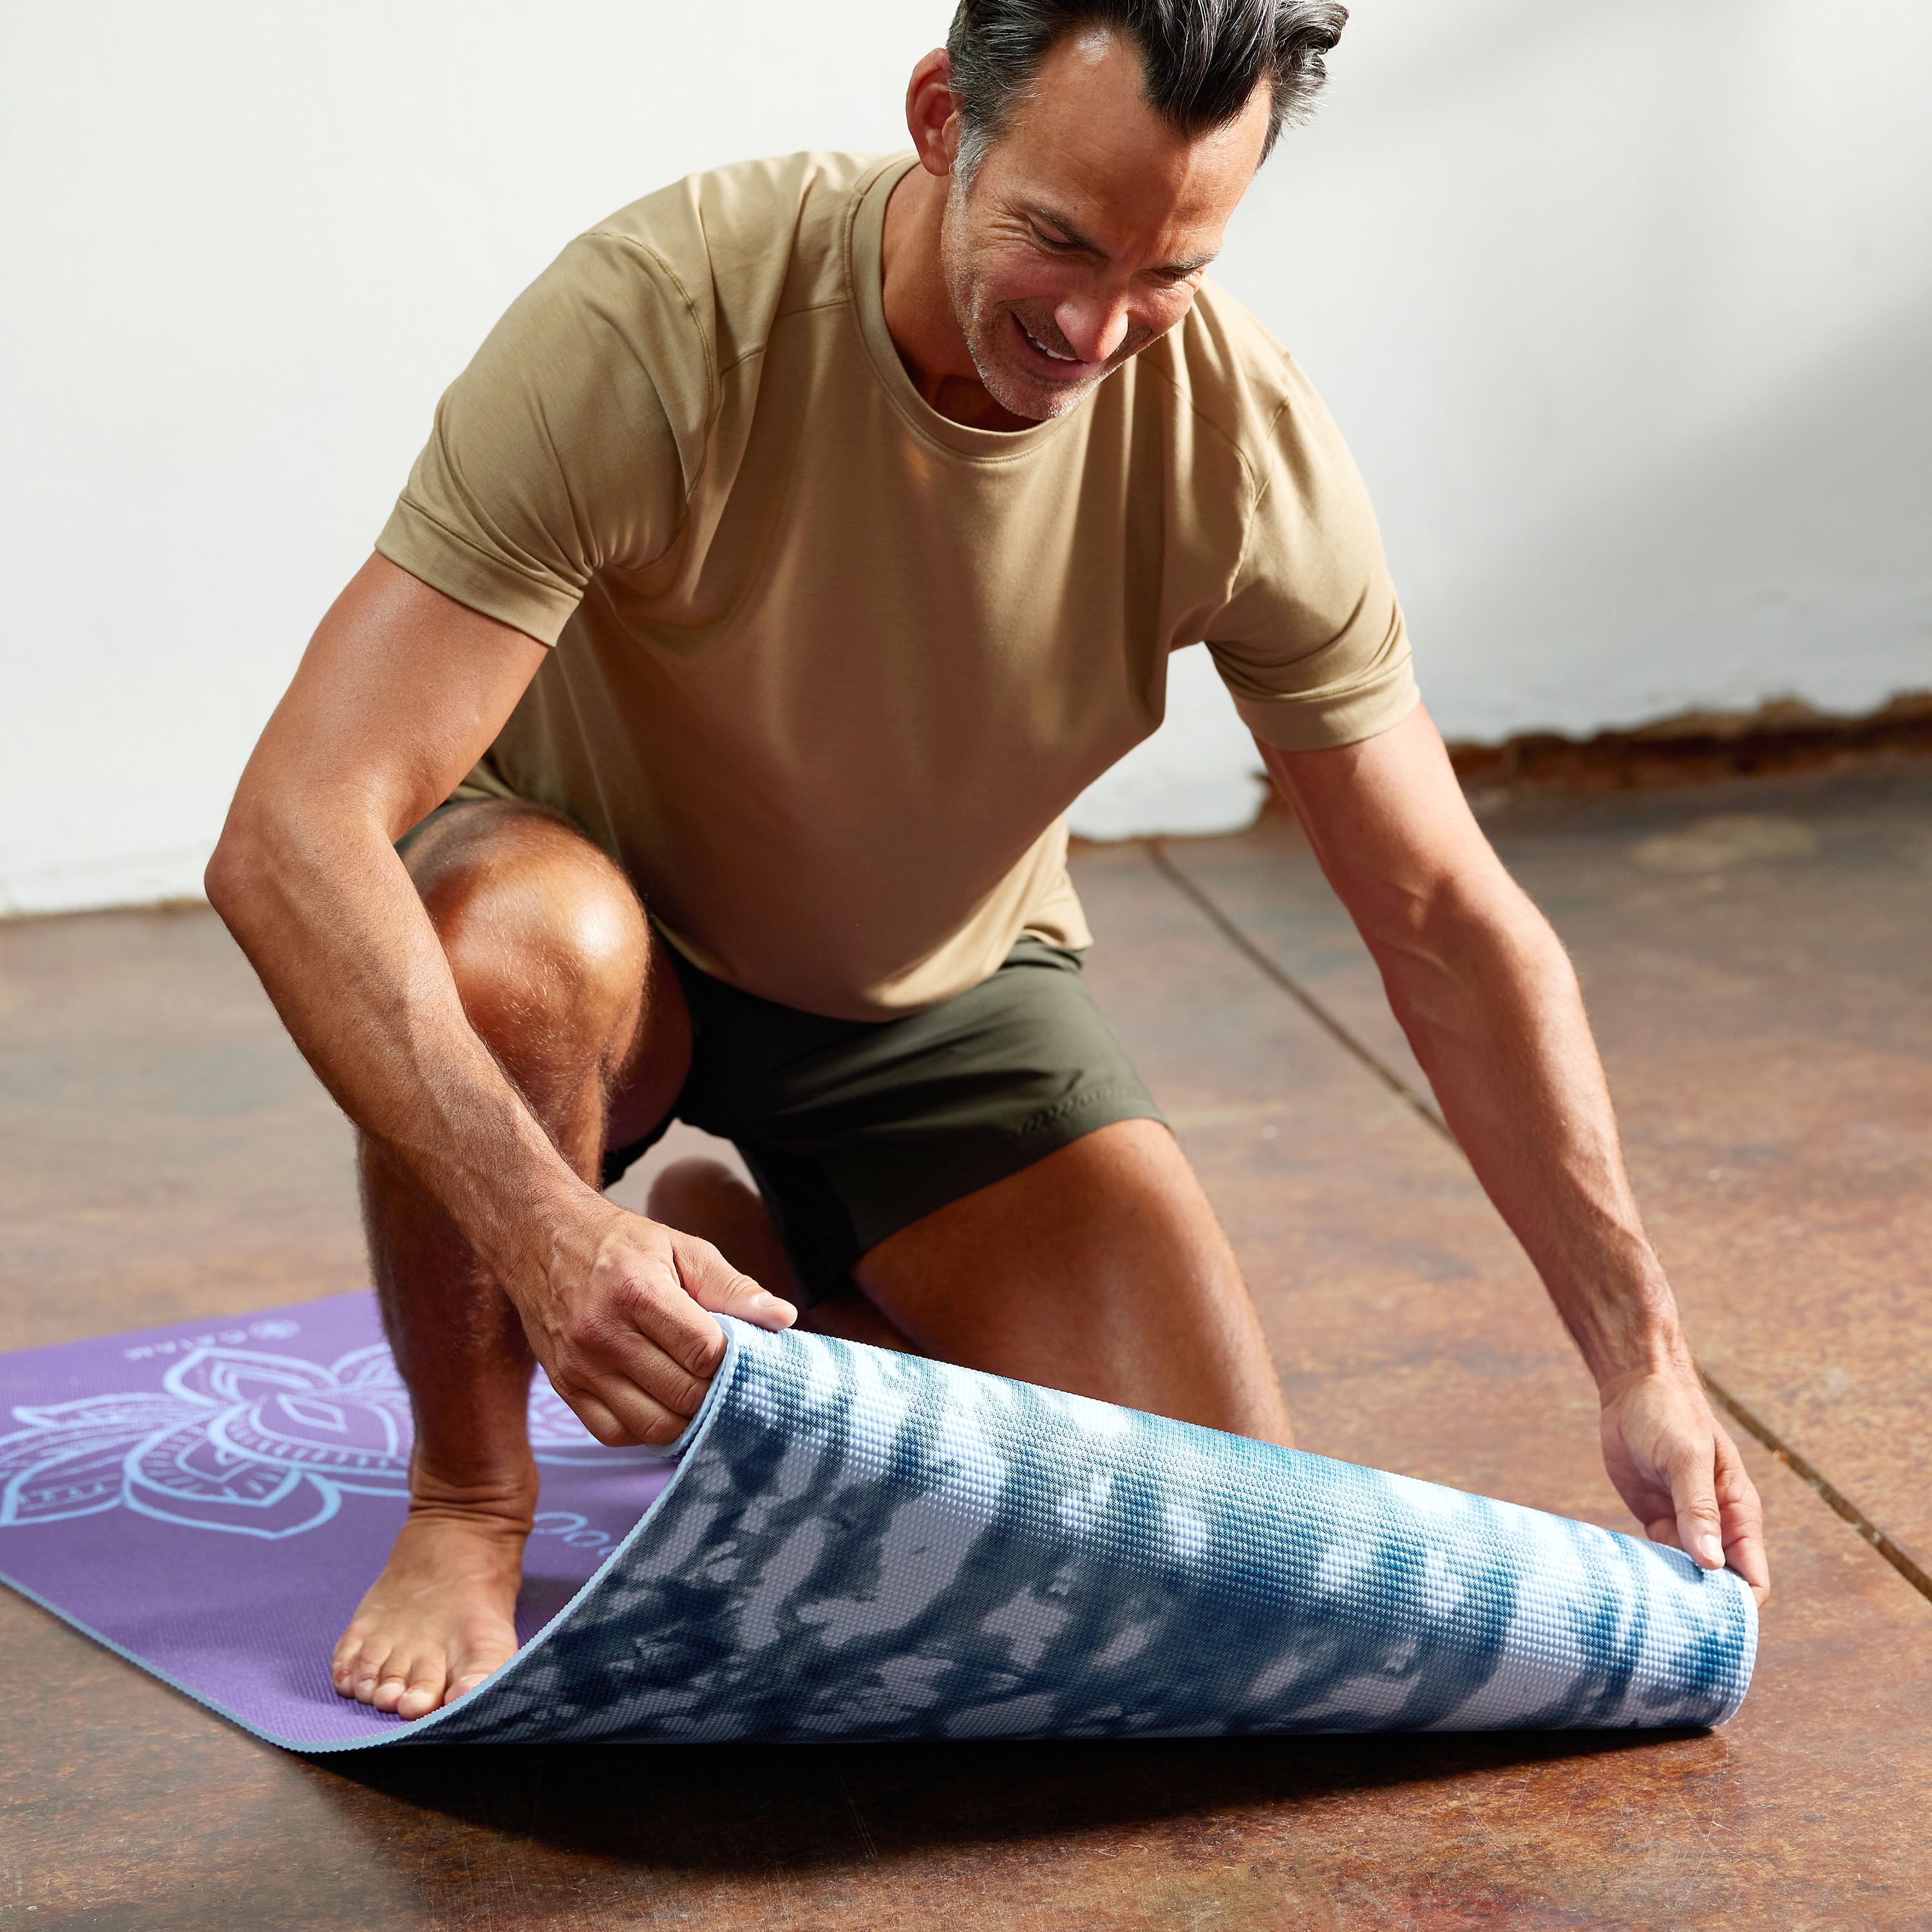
368, 1320, 1756, 1749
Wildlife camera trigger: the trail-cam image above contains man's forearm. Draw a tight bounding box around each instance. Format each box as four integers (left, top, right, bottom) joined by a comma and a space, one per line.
205, 557, 781, 1453
206, 785, 593, 1295
1264, 717, 1766, 1592
1365, 884, 1687, 1388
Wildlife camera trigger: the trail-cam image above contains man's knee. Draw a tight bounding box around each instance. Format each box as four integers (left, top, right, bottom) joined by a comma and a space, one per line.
407, 803, 651, 1064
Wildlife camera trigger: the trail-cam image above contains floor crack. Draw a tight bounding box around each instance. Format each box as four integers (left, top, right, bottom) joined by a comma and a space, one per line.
1146, 840, 1450, 1141
1697, 1369, 1932, 1601
1146, 835, 1932, 1609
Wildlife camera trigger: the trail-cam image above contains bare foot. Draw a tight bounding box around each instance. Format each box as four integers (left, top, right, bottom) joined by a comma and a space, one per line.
331, 1475, 536, 1721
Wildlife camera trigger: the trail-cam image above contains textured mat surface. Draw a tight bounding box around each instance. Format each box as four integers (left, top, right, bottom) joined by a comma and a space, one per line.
0, 1293, 1754, 1749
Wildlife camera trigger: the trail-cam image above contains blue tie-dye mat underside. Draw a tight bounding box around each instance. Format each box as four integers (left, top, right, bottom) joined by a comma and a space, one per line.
0, 1293, 1755, 1749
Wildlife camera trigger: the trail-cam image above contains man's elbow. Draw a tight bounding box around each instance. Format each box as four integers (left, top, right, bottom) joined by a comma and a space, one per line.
1443, 881, 1578, 1007
204, 819, 254, 932
204, 790, 284, 938
1374, 867, 1565, 989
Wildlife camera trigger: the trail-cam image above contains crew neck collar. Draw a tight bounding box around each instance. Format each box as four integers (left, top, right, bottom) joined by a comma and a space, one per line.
849, 153, 1081, 462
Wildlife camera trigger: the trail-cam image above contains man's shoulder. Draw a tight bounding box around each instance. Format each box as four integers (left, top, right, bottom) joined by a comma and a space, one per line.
1137, 281, 1329, 480
575, 152, 899, 361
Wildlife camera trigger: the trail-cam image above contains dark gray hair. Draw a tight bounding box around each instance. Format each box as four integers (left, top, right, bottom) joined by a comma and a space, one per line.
946, 0, 1347, 186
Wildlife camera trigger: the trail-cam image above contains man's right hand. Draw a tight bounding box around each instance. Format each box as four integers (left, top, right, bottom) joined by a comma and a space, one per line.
511, 1202, 797, 1447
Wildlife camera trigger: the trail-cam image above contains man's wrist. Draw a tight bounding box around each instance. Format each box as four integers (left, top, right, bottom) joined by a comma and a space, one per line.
1562, 1262, 1694, 1398
451, 1132, 609, 1309
1591, 1337, 1698, 1406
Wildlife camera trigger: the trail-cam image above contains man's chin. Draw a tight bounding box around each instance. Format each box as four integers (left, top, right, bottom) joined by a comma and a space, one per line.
975, 357, 1101, 424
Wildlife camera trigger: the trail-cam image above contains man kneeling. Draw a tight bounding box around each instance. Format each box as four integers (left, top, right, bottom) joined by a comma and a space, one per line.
209, 0, 1766, 1721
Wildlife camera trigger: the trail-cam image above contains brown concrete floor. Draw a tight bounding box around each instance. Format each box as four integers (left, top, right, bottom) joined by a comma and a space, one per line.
1159, 762, 1932, 1583
3, 764, 1929, 1929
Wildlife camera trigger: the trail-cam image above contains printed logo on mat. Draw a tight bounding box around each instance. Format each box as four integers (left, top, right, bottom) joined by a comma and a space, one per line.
0, 1343, 653, 1539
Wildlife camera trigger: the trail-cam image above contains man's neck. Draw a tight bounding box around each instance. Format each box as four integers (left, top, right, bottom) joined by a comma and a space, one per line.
880, 165, 1036, 434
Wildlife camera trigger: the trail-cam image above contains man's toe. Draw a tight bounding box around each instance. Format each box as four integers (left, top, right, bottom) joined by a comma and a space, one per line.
440, 1621, 518, 1708
329, 1638, 364, 1696
446, 1665, 493, 1705
348, 1652, 389, 1704
369, 1658, 419, 1713
397, 1657, 448, 1721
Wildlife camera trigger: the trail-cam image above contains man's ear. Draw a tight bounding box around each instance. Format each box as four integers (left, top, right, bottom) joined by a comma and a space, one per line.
904, 47, 962, 179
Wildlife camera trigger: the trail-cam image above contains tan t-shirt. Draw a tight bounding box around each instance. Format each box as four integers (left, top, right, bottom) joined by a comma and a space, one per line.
377, 151, 1416, 1020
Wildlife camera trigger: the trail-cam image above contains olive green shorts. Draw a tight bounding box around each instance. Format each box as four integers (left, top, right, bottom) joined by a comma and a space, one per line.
606, 935, 1164, 1305
398, 800, 1162, 1307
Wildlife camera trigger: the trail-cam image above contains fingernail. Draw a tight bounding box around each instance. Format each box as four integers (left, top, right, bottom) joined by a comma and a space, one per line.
1698, 1536, 1723, 1567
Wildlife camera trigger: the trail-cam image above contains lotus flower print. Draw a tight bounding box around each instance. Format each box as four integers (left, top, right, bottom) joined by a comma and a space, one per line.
1, 1338, 655, 1540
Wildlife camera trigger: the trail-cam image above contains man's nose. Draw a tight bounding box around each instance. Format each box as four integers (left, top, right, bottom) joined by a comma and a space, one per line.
1054, 289, 1133, 366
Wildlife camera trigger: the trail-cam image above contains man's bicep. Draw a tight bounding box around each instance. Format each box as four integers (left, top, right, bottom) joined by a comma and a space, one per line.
241, 553, 548, 841
1260, 707, 1512, 943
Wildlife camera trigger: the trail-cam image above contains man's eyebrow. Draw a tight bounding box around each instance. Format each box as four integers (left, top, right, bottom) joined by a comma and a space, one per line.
1157, 247, 1218, 278
1022, 204, 1217, 278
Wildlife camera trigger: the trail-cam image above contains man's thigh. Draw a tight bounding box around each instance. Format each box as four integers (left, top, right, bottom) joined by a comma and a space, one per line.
662, 936, 1164, 1302
853, 1117, 1293, 1445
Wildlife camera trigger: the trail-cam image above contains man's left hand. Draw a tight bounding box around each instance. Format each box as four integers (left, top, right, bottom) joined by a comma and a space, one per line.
1598, 1365, 1770, 1607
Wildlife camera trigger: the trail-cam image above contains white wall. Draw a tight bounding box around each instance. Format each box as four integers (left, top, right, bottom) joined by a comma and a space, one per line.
3, 1, 1927, 903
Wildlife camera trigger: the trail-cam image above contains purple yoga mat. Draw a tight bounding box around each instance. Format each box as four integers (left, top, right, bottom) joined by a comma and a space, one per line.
0, 1292, 674, 1746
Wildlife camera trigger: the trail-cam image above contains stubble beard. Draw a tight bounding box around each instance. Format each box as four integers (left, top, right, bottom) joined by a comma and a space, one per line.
940, 178, 1099, 425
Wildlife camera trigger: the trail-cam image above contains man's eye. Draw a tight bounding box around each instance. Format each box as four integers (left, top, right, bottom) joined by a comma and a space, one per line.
1034, 231, 1080, 252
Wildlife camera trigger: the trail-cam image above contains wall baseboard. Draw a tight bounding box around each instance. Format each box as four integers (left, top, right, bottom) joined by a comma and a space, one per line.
0, 849, 211, 921
1445, 690, 1932, 797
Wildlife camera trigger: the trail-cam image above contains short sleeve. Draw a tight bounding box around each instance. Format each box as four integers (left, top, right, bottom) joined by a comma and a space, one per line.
1205, 358, 1419, 752
375, 231, 697, 646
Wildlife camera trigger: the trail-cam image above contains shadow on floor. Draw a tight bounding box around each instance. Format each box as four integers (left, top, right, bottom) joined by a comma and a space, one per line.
312, 1726, 1694, 1873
